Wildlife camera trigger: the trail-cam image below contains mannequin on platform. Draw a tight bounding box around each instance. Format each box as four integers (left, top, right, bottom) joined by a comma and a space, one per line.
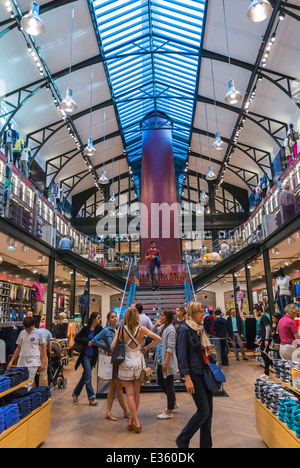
31, 273, 47, 328
275, 267, 293, 317
13, 134, 24, 170
3, 123, 17, 165
284, 137, 293, 166
261, 176, 267, 198
20, 146, 31, 179
50, 182, 59, 207
287, 124, 299, 161
236, 286, 244, 320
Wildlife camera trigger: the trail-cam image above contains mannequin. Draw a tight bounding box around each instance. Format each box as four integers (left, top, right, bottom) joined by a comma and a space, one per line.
255, 183, 262, 207
236, 286, 244, 320
31, 273, 47, 328
13, 134, 24, 170
79, 288, 89, 325
20, 146, 31, 179
287, 124, 299, 160
3, 123, 17, 165
261, 176, 267, 198
284, 137, 293, 166
50, 182, 59, 207
276, 267, 293, 317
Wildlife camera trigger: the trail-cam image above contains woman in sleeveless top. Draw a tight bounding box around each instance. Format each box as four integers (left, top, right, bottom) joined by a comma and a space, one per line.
111, 307, 161, 433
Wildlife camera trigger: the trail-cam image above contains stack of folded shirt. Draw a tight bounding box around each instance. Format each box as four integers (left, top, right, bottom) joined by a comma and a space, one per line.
2, 404, 21, 430
10, 396, 32, 420
0, 376, 11, 393
25, 391, 42, 411
0, 408, 5, 435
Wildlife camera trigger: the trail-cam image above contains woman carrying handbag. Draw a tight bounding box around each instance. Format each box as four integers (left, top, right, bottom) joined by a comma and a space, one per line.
72, 312, 102, 406
91, 311, 130, 421
111, 306, 161, 434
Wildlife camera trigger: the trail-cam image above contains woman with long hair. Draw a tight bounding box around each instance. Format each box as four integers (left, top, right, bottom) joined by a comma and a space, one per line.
176, 302, 214, 449
153, 309, 179, 419
92, 311, 130, 421
111, 306, 161, 433
72, 312, 102, 406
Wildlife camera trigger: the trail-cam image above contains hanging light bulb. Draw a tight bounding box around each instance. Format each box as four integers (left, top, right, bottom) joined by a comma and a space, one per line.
84, 137, 96, 156
206, 165, 217, 181
212, 132, 224, 151
247, 0, 272, 23
98, 168, 109, 185
200, 188, 209, 205
196, 204, 205, 217
225, 80, 242, 105
109, 191, 117, 206
60, 87, 77, 113
116, 209, 124, 219
21, 1, 45, 36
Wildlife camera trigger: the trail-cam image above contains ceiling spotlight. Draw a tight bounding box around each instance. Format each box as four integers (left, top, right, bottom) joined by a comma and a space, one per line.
0, 257, 3, 264
212, 132, 224, 151
60, 88, 77, 113
279, 11, 285, 20
21, 1, 45, 36
200, 188, 209, 205
225, 79, 242, 105
98, 168, 109, 185
109, 191, 117, 206
247, 0, 272, 23
275, 248, 280, 255
206, 165, 217, 181
116, 209, 124, 219
84, 137, 96, 156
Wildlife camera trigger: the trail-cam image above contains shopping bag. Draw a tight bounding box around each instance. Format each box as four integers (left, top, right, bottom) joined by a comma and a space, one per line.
98, 353, 113, 380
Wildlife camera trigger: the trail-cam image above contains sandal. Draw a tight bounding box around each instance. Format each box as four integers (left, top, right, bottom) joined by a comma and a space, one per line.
127, 422, 134, 431
105, 413, 117, 421
133, 424, 142, 434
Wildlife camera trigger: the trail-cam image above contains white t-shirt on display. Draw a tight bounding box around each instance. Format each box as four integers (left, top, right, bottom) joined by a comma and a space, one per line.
276, 276, 291, 296
16, 329, 45, 367
20, 148, 30, 162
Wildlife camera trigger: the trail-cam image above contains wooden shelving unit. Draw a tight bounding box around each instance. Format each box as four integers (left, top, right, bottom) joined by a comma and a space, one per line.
0, 380, 51, 448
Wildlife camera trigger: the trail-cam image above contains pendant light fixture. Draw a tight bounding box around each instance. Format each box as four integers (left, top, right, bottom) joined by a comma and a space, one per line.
116, 156, 124, 218
222, 0, 242, 105
247, 0, 272, 22
198, 134, 209, 206
211, 60, 224, 151
21, 1, 45, 36
204, 103, 217, 181
60, 2, 77, 113
98, 108, 109, 185
109, 139, 117, 206
84, 65, 96, 156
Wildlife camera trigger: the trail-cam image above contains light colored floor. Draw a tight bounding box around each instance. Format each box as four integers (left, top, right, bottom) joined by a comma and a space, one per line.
43, 353, 267, 449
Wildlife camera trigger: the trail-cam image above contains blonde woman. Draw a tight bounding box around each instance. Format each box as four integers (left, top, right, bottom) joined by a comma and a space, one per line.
176, 302, 213, 449
111, 306, 161, 433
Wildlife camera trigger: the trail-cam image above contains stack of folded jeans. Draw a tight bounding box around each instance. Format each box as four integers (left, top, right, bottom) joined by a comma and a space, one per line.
1, 404, 21, 429
4, 367, 29, 387
0, 408, 5, 434
25, 391, 42, 410
10, 395, 32, 419
26, 386, 51, 407
0, 376, 11, 393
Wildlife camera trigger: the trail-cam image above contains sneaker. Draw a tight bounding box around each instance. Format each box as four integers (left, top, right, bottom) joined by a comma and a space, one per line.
157, 412, 173, 419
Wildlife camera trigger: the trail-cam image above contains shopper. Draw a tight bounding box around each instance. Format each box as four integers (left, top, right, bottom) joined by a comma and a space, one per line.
176, 301, 213, 449
145, 241, 161, 291
203, 309, 215, 337
79, 289, 89, 325
7, 317, 47, 390
173, 307, 186, 333
111, 306, 161, 433
91, 311, 130, 421
227, 308, 248, 362
254, 305, 272, 379
153, 310, 179, 419
213, 309, 229, 366
38, 327, 53, 387
278, 304, 300, 361
72, 312, 102, 406
135, 303, 153, 331
59, 235, 73, 250
272, 313, 282, 347
31, 273, 47, 329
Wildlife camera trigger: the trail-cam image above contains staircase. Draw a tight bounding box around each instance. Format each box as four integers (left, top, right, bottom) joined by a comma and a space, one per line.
123, 285, 187, 323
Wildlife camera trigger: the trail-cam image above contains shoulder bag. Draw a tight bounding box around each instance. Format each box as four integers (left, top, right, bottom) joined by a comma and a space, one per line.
111, 326, 125, 366
187, 328, 226, 393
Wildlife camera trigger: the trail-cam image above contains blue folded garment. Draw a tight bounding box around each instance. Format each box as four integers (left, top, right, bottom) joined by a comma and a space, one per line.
2, 404, 21, 429
0, 376, 11, 393
10, 396, 32, 420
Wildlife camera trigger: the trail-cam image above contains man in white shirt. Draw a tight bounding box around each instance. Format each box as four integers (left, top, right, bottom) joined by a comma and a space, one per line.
136, 303, 153, 331
7, 317, 47, 390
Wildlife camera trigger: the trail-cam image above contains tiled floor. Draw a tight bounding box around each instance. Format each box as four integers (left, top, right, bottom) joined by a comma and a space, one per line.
42, 353, 266, 449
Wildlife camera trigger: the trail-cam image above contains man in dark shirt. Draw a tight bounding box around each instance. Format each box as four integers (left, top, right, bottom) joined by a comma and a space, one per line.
255, 305, 272, 378
213, 310, 229, 366
79, 289, 89, 325
145, 241, 161, 290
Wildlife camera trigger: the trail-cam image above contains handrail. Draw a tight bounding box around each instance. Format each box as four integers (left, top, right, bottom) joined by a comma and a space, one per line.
184, 255, 196, 301
118, 257, 134, 321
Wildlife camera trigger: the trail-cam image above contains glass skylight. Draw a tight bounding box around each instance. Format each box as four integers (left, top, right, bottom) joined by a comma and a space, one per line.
91, 0, 207, 195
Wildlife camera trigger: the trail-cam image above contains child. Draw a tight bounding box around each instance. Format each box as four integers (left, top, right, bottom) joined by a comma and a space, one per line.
7, 317, 47, 390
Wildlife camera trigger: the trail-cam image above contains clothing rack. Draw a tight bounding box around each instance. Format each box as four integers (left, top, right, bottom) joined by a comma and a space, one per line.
0, 322, 23, 327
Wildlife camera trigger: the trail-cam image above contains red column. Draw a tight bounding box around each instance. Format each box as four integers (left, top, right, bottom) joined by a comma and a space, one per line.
140, 112, 182, 285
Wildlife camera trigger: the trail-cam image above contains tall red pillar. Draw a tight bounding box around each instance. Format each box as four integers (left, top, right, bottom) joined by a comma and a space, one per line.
140, 111, 183, 285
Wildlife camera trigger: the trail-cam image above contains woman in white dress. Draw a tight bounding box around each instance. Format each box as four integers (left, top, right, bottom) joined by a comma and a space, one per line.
111, 306, 161, 433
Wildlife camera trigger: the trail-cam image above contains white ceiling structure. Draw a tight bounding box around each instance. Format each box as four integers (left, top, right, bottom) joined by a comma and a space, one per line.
0, 0, 300, 215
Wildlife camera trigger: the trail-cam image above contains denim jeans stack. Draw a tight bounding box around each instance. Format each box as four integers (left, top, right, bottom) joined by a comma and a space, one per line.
1, 404, 21, 430
0, 376, 11, 393
10, 395, 31, 419
27, 386, 51, 406
0, 408, 5, 434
